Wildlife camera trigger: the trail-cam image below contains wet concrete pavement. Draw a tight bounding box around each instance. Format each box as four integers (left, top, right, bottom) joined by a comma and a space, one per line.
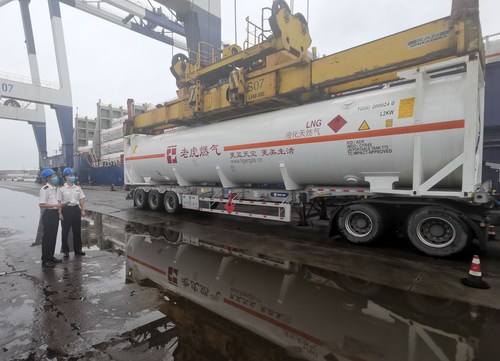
2, 180, 500, 309
2, 180, 500, 360
0, 187, 167, 360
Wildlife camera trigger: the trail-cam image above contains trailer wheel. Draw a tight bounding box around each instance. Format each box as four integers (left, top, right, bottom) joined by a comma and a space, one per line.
336, 204, 385, 244
134, 189, 148, 209
164, 228, 181, 243
333, 274, 382, 297
164, 191, 181, 214
148, 190, 164, 211
148, 224, 163, 237
134, 222, 148, 234
406, 207, 470, 256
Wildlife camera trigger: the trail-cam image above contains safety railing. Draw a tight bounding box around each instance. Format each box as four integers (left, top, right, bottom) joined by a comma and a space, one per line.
243, 7, 272, 49
0, 71, 60, 89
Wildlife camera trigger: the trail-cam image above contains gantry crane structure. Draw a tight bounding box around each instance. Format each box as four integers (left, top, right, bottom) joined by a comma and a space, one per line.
127, 0, 483, 135
0, 0, 221, 168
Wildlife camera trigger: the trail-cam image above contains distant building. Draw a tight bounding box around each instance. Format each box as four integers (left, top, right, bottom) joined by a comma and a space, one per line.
73, 116, 96, 150
0, 169, 38, 180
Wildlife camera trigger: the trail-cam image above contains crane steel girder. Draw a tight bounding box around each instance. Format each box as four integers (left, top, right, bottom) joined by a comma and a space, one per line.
129, 0, 484, 135
155, 0, 221, 64
0, 0, 14, 8
59, 0, 187, 49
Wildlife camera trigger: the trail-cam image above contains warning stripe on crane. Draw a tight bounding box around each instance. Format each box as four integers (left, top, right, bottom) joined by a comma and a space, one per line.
224, 119, 464, 151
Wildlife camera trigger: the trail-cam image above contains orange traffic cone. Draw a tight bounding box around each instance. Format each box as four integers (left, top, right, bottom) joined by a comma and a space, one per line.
460, 255, 490, 289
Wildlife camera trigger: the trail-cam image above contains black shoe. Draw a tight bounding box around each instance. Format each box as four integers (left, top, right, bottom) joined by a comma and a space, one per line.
51, 257, 62, 263
42, 261, 55, 268
63, 253, 69, 258
75, 251, 86, 256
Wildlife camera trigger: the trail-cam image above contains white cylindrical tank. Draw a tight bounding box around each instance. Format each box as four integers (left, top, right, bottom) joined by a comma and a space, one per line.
100, 124, 124, 143
100, 152, 123, 166
77, 144, 93, 154
101, 138, 124, 156
111, 115, 127, 127
125, 70, 471, 190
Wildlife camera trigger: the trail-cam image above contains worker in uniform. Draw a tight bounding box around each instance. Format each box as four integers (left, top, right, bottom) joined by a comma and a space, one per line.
58, 168, 86, 257
39, 169, 63, 268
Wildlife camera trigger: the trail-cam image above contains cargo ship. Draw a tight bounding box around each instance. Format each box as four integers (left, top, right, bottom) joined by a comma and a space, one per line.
74, 115, 126, 186
73, 100, 148, 186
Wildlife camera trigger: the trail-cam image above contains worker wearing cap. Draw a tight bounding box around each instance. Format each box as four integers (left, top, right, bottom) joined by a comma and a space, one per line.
39, 168, 63, 268
58, 168, 86, 257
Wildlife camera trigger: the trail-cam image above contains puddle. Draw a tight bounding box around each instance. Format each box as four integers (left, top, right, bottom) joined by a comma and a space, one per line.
0, 188, 40, 240
122, 222, 500, 361
2, 187, 500, 360
45, 209, 500, 360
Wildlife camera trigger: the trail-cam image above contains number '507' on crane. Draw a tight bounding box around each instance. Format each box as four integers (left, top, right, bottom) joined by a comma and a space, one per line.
124, 0, 500, 257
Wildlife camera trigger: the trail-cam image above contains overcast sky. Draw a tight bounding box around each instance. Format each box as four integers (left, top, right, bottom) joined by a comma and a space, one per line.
0, 0, 498, 170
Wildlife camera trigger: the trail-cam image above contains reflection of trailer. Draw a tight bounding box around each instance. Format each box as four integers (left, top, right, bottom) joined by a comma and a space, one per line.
125, 1, 500, 257
125, 231, 478, 361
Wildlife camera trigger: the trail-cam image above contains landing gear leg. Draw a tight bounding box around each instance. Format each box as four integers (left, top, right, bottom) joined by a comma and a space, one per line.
319, 199, 328, 221
297, 193, 309, 226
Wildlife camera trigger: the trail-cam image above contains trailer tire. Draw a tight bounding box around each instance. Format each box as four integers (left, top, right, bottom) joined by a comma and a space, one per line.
164, 228, 181, 243
134, 189, 148, 209
406, 207, 470, 256
148, 190, 164, 211
333, 274, 382, 297
148, 224, 163, 237
164, 191, 181, 214
134, 222, 148, 234
336, 204, 385, 244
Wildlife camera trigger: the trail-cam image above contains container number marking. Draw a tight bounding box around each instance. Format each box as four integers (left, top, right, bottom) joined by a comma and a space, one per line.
247, 78, 265, 101
246, 73, 276, 102
246, 78, 264, 93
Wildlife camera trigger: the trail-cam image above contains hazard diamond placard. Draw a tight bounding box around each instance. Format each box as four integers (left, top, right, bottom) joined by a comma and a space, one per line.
328, 115, 347, 133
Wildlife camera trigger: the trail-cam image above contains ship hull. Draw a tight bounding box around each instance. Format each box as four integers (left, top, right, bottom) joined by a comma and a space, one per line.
74, 154, 124, 186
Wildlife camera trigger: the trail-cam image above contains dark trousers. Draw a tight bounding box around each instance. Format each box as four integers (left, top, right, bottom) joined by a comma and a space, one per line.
61, 206, 82, 253
41, 209, 59, 262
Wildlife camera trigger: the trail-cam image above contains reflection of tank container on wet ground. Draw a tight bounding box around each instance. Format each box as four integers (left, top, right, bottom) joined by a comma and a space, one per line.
124, 0, 500, 257
125, 227, 492, 361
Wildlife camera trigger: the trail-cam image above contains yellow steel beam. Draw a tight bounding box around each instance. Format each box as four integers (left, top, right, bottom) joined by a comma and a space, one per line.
312, 0, 482, 93
130, 0, 483, 135
177, 4, 311, 88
